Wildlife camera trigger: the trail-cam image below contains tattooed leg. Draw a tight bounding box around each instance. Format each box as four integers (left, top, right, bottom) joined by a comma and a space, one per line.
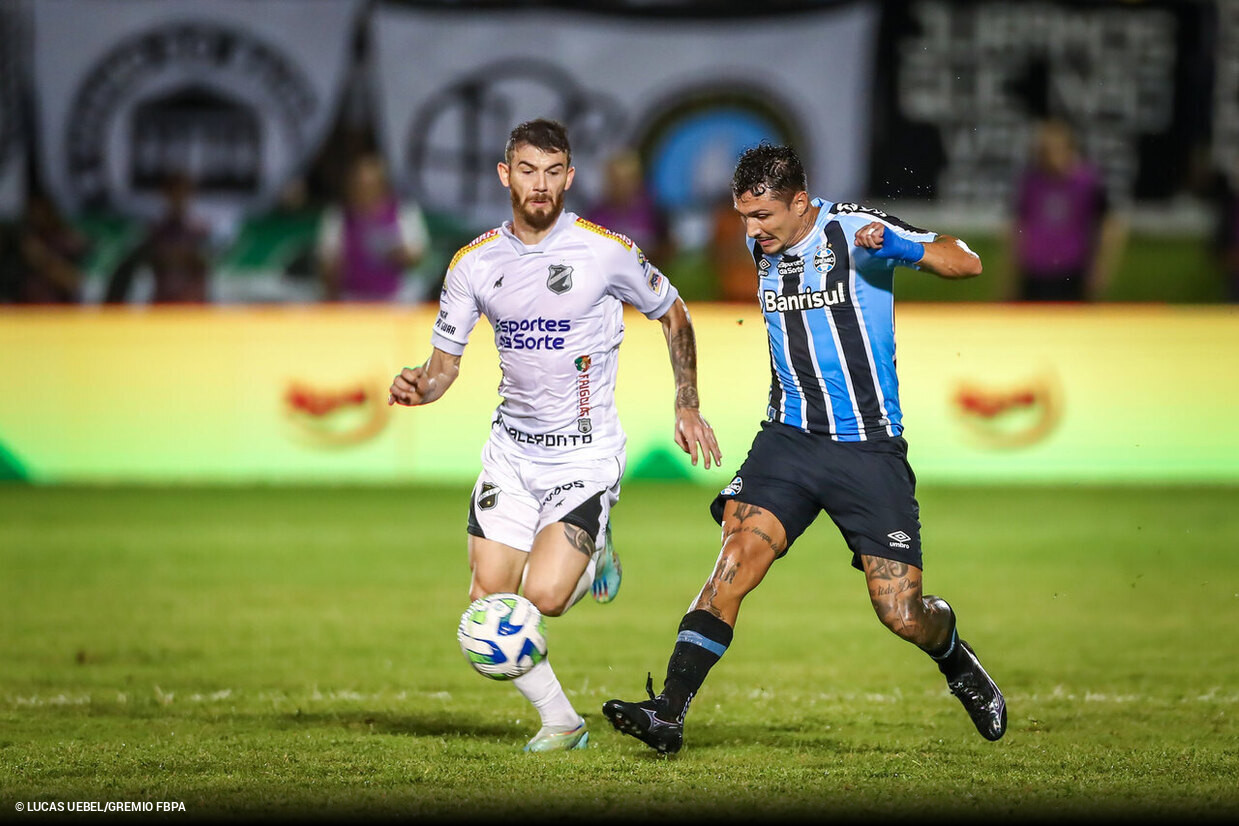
859, 554, 954, 652
689, 500, 788, 626
523, 522, 596, 617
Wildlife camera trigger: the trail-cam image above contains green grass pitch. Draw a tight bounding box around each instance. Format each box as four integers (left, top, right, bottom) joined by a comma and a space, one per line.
2, 483, 1237, 822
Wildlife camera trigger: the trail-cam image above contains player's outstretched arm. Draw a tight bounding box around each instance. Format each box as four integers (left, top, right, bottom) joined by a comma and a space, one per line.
657, 297, 722, 470
388, 347, 461, 406
855, 220, 983, 279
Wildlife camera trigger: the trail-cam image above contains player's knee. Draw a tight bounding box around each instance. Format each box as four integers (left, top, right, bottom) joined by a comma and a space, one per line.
871, 592, 924, 643
719, 530, 777, 566
522, 584, 570, 618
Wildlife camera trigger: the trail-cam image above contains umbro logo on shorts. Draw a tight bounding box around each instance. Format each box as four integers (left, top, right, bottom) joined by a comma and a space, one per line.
887, 530, 911, 549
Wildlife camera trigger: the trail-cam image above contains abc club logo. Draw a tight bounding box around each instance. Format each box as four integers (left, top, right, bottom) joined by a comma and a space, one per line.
402, 62, 805, 222
477, 482, 501, 510
63, 22, 317, 214
404, 59, 623, 218
547, 263, 574, 295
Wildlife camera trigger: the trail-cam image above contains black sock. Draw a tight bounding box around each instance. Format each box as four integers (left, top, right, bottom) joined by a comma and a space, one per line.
661, 610, 734, 719
930, 624, 968, 675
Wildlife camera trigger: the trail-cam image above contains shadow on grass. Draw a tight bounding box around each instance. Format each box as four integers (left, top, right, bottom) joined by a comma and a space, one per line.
279, 708, 525, 740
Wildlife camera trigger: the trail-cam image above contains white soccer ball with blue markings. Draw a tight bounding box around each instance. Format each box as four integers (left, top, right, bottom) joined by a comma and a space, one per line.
456, 593, 548, 680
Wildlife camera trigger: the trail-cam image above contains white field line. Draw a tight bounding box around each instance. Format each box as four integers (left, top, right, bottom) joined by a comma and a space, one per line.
4, 684, 1237, 708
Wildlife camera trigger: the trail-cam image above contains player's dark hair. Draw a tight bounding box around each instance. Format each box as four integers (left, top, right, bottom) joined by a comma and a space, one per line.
505, 119, 572, 166
731, 143, 807, 201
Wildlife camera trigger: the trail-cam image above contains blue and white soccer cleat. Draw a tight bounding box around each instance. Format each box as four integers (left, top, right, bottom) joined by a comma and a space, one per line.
523, 720, 589, 753
591, 523, 622, 604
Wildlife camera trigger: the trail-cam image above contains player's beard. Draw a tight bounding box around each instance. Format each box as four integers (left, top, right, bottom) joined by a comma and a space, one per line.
512, 189, 564, 231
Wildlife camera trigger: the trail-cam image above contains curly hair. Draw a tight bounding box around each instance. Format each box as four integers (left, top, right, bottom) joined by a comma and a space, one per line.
731, 143, 807, 200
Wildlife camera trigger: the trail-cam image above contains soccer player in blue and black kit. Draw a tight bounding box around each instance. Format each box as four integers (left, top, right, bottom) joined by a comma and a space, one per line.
603, 144, 1005, 752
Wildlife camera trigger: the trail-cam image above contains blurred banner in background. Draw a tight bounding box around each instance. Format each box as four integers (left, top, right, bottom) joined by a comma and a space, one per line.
1, 0, 1237, 487
2, 0, 1236, 304
370, 2, 878, 232
29, 0, 363, 237
871, 0, 1214, 207
0, 0, 23, 219
2, 305, 1235, 485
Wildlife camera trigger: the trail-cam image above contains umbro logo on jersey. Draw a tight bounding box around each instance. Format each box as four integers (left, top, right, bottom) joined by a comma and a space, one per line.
758, 257, 771, 271
547, 264, 574, 294
887, 530, 911, 549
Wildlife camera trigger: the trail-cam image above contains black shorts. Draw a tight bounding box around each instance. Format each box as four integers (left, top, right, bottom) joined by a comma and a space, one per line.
710, 421, 922, 571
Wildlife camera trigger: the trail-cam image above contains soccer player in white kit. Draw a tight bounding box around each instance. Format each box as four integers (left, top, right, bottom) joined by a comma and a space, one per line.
388, 120, 722, 752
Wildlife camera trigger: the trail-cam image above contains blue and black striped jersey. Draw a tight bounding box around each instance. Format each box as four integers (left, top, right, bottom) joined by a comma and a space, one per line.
747, 198, 937, 441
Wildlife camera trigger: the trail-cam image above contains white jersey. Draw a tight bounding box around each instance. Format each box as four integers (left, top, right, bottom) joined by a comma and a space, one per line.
430, 210, 678, 463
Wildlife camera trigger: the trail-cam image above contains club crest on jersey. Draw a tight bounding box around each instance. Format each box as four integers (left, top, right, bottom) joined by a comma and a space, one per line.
575, 355, 591, 372
577, 418, 592, 434
814, 245, 836, 274
547, 264, 574, 294
478, 482, 500, 510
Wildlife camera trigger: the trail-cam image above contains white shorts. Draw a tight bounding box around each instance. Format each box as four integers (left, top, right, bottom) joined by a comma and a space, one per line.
467, 437, 625, 553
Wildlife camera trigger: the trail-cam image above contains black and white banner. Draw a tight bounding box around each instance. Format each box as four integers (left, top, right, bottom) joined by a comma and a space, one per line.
31, 0, 362, 233
0, 0, 24, 219
369, 2, 879, 230
870, 0, 1215, 207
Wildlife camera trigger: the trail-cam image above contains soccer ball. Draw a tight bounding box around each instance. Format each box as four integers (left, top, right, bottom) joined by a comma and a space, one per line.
456, 593, 548, 680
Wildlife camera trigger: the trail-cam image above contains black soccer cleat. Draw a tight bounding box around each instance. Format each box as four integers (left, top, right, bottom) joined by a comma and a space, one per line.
602, 674, 684, 754
942, 639, 1007, 741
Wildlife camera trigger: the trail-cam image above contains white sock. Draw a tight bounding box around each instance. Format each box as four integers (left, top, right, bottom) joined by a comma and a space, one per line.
512, 658, 581, 730
565, 555, 596, 610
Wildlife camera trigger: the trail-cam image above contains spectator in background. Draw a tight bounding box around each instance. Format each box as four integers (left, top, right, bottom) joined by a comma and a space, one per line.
708, 192, 756, 302
105, 173, 212, 304
586, 148, 674, 265
12, 193, 90, 303
316, 153, 430, 302
1005, 118, 1127, 302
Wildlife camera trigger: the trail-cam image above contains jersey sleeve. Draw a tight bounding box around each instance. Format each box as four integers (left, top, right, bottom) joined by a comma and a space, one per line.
429, 259, 480, 356
832, 202, 938, 273
604, 241, 679, 320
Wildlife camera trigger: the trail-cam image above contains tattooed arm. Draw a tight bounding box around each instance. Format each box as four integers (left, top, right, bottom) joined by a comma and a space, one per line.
657, 297, 723, 469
